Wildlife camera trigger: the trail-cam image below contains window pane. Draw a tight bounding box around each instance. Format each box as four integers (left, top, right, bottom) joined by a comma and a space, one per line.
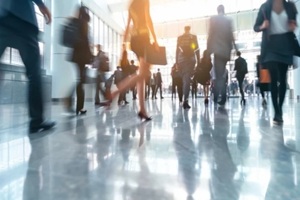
11, 49, 23, 66
94, 16, 99, 45
0, 48, 11, 64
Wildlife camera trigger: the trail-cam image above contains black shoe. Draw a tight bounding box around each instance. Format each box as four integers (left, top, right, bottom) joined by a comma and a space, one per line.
94, 102, 101, 106
161, 97, 164, 99
217, 100, 226, 106
183, 101, 191, 109
262, 99, 267, 107
240, 99, 246, 106
137, 112, 152, 121
76, 109, 87, 115
273, 114, 283, 125
204, 98, 209, 105
29, 120, 56, 133
124, 101, 130, 104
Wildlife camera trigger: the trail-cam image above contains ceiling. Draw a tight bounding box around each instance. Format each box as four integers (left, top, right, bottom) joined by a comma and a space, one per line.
102, 0, 265, 28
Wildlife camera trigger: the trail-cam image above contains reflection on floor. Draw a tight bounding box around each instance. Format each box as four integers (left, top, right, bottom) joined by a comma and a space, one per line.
0, 97, 299, 200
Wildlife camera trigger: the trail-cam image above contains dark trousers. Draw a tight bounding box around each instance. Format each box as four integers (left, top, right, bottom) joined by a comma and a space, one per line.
174, 78, 183, 102
151, 85, 156, 99
66, 63, 86, 112
266, 62, 288, 116
237, 75, 245, 99
95, 73, 105, 103
154, 84, 163, 98
213, 55, 228, 103
0, 14, 44, 126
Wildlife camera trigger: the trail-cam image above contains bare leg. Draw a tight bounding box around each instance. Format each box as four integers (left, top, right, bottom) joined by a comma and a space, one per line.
111, 57, 150, 115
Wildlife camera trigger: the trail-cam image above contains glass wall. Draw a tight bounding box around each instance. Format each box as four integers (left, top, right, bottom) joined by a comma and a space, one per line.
86, 9, 122, 71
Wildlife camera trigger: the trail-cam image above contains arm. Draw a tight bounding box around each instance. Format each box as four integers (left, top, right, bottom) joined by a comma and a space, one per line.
234, 59, 237, 71
175, 37, 180, 64
253, 5, 268, 32
207, 18, 214, 55
194, 35, 201, 65
33, 0, 51, 24
229, 20, 238, 52
145, 0, 158, 45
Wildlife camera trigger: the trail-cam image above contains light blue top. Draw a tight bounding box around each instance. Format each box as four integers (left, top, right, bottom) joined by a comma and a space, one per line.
0, 0, 45, 27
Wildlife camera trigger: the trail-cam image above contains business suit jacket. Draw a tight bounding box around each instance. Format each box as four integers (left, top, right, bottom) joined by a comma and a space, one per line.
207, 14, 235, 61
253, 1, 297, 64
176, 33, 199, 64
0, 0, 44, 28
234, 56, 247, 79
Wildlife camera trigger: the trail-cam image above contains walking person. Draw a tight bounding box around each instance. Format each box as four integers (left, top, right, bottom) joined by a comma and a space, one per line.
254, 0, 298, 124
0, 0, 55, 133
176, 26, 200, 109
234, 51, 248, 105
207, 4, 237, 106
67, 6, 92, 115
106, 0, 160, 121
112, 66, 126, 105
94, 44, 109, 106
196, 50, 213, 105
154, 68, 164, 99
129, 60, 138, 100
256, 55, 270, 107
150, 73, 157, 100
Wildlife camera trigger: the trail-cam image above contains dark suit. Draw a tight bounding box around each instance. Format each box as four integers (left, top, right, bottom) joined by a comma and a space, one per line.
207, 14, 235, 103
176, 33, 199, 102
154, 71, 163, 98
0, 0, 46, 127
234, 56, 247, 99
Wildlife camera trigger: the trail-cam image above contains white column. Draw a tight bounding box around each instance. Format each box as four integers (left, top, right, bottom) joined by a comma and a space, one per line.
49, 0, 81, 99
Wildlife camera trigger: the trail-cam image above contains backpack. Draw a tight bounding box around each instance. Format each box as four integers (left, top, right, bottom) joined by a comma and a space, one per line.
61, 18, 80, 48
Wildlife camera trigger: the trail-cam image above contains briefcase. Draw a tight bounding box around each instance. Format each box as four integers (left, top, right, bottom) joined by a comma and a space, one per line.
144, 44, 167, 65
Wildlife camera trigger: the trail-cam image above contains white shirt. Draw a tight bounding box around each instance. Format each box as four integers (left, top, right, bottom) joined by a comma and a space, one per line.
269, 10, 289, 35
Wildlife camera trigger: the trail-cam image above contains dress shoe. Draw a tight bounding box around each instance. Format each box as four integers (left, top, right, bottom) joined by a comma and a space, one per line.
273, 113, 283, 125
29, 120, 56, 133
217, 100, 226, 106
240, 99, 246, 106
138, 112, 152, 121
204, 98, 209, 105
76, 109, 87, 115
183, 101, 191, 109
94, 102, 101, 106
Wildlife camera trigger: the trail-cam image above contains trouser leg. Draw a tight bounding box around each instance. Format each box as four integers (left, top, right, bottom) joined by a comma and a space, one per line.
76, 64, 85, 112
214, 56, 227, 102
237, 77, 245, 99
267, 62, 280, 115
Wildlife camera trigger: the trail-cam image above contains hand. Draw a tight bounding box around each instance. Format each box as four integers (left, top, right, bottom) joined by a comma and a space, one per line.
39, 5, 51, 24
153, 41, 159, 51
288, 21, 297, 32
260, 20, 269, 30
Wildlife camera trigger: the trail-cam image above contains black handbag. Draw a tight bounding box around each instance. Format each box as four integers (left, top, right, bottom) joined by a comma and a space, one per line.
144, 44, 167, 65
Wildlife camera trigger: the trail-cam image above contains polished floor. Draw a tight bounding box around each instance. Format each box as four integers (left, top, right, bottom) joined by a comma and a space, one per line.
0, 96, 299, 200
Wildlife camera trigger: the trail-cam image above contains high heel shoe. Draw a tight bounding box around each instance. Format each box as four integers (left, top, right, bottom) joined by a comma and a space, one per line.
76, 109, 87, 115
138, 112, 152, 121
